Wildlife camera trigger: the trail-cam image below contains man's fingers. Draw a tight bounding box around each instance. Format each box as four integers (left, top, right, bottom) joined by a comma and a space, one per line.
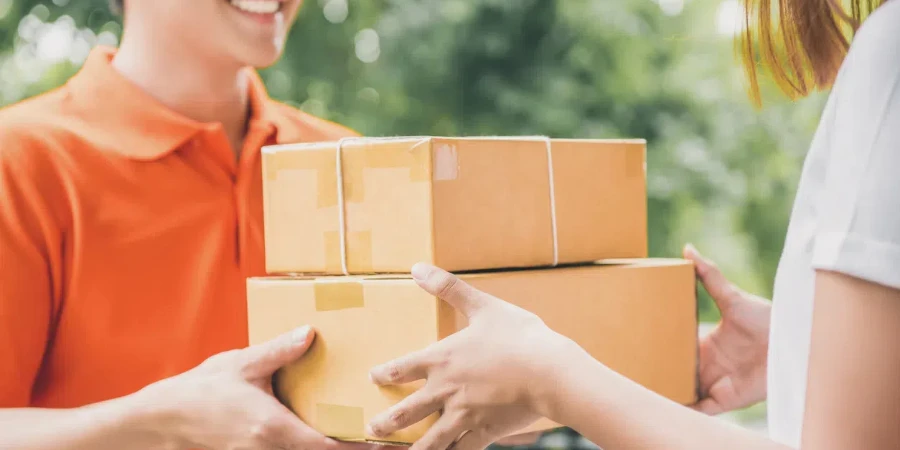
683, 244, 737, 311
369, 348, 430, 386
452, 430, 494, 450
241, 326, 315, 379
410, 413, 468, 450
411, 263, 489, 317
368, 386, 445, 438
253, 406, 342, 450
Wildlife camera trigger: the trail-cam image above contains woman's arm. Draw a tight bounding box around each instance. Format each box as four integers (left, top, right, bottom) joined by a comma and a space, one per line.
553, 270, 900, 450
800, 271, 900, 449
368, 265, 900, 450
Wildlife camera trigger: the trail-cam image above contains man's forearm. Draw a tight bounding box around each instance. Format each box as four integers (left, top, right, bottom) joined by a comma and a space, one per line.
0, 391, 174, 450
544, 350, 789, 450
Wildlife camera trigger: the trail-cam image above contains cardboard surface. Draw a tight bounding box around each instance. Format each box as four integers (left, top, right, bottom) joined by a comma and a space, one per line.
246, 259, 698, 444
261, 137, 647, 274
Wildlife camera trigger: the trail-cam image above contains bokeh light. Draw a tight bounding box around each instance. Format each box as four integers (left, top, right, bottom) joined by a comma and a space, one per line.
354, 28, 380, 63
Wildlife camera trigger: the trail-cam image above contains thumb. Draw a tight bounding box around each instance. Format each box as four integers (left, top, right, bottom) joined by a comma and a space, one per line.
683, 244, 737, 312
411, 263, 490, 317
240, 325, 315, 379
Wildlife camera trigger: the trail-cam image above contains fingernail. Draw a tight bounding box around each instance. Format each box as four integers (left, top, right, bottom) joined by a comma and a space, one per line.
411, 263, 432, 281
684, 243, 697, 256
292, 325, 312, 345
366, 423, 383, 437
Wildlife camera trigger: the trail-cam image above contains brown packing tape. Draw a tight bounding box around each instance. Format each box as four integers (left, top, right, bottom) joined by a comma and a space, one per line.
348, 230, 374, 273
343, 141, 432, 203
314, 280, 364, 311
324, 231, 374, 273
323, 139, 432, 273
265, 140, 431, 209
265, 148, 340, 207
316, 403, 365, 441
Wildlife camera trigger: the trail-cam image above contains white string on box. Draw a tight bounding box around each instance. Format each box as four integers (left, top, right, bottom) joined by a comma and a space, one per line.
333, 135, 559, 275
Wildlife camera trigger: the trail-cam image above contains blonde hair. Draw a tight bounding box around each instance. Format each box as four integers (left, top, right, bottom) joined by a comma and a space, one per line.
741, 0, 884, 105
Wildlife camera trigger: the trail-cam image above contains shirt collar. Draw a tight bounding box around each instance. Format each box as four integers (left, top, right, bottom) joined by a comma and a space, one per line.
68, 46, 280, 160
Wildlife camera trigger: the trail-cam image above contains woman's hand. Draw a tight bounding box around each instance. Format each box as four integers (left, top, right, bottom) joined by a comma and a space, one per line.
684, 244, 771, 415
366, 263, 582, 450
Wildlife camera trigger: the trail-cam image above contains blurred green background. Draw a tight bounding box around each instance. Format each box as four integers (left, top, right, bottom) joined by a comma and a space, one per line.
0, 0, 828, 441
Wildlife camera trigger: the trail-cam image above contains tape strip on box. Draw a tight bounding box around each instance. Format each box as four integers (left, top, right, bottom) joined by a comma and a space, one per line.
316, 403, 366, 441
314, 280, 364, 311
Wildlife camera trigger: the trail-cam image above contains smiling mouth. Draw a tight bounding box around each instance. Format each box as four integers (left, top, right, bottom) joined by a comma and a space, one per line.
229, 0, 283, 15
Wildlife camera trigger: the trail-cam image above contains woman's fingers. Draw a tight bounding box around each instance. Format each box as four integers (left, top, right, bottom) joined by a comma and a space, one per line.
683, 244, 737, 311
410, 413, 469, 450
370, 348, 431, 386
368, 386, 446, 438
411, 263, 490, 318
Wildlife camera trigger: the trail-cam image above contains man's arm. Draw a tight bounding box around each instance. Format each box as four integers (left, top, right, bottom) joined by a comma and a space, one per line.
0, 135, 358, 449
0, 395, 167, 450
0, 327, 364, 450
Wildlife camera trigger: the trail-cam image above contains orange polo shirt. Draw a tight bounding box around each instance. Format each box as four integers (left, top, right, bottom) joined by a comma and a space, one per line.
0, 47, 356, 407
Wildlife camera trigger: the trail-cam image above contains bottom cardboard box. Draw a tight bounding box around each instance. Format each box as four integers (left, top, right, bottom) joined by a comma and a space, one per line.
247, 259, 698, 445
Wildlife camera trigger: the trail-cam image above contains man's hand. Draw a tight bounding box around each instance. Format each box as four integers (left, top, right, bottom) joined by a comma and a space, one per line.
684, 244, 771, 415
137, 326, 361, 450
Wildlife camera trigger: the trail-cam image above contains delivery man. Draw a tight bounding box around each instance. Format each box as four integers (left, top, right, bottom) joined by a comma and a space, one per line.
0, 0, 366, 447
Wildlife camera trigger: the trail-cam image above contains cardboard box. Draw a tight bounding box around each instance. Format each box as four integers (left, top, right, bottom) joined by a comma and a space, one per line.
247, 259, 698, 445
262, 137, 647, 274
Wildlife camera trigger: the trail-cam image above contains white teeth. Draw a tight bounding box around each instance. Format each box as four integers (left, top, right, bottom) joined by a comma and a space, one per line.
230, 0, 280, 14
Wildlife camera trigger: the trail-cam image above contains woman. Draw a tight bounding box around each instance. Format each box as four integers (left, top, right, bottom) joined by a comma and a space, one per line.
360, 0, 900, 448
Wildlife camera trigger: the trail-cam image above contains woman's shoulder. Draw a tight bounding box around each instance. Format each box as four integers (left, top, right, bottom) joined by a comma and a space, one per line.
841, 1, 900, 77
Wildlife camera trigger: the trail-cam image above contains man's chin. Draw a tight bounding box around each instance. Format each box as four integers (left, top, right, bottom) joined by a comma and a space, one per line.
236, 46, 284, 69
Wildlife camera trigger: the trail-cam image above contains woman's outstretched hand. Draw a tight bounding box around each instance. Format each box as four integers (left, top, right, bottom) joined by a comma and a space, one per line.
366, 263, 582, 450
683, 244, 771, 415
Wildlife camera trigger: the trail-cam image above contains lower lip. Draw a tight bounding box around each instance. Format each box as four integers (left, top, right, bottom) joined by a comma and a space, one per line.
230, 4, 281, 24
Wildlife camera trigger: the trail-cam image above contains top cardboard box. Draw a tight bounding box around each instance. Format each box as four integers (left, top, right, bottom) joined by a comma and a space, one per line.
262, 137, 647, 275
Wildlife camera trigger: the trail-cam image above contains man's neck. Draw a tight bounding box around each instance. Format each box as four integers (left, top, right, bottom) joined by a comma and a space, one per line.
111, 27, 250, 157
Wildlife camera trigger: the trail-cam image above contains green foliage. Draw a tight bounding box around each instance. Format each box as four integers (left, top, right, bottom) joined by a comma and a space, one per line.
0, 0, 826, 324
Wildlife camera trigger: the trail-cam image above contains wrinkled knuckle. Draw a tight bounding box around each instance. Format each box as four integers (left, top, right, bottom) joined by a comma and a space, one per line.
251, 415, 284, 443
386, 362, 404, 383
248, 422, 270, 442
390, 409, 408, 427
433, 347, 453, 369
435, 275, 460, 300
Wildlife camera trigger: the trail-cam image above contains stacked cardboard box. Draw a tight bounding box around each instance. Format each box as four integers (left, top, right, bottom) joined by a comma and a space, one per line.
248, 137, 698, 445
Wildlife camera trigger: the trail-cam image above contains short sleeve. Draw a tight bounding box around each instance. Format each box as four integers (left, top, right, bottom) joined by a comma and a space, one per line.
811, 4, 900, 290
0, 128, 61, 406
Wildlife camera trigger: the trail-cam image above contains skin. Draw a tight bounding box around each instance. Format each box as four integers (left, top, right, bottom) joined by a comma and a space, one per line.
0, 327, 359, 449
113, 0, 304, 155
0, 1, 371, 449
480, 245, 772, 447
684, 244, 770, 415
367, 258, 900, 449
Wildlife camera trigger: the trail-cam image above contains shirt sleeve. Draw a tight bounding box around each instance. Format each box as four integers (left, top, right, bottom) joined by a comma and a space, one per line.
0, 128, 62, 406
811, 5, 900, 290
